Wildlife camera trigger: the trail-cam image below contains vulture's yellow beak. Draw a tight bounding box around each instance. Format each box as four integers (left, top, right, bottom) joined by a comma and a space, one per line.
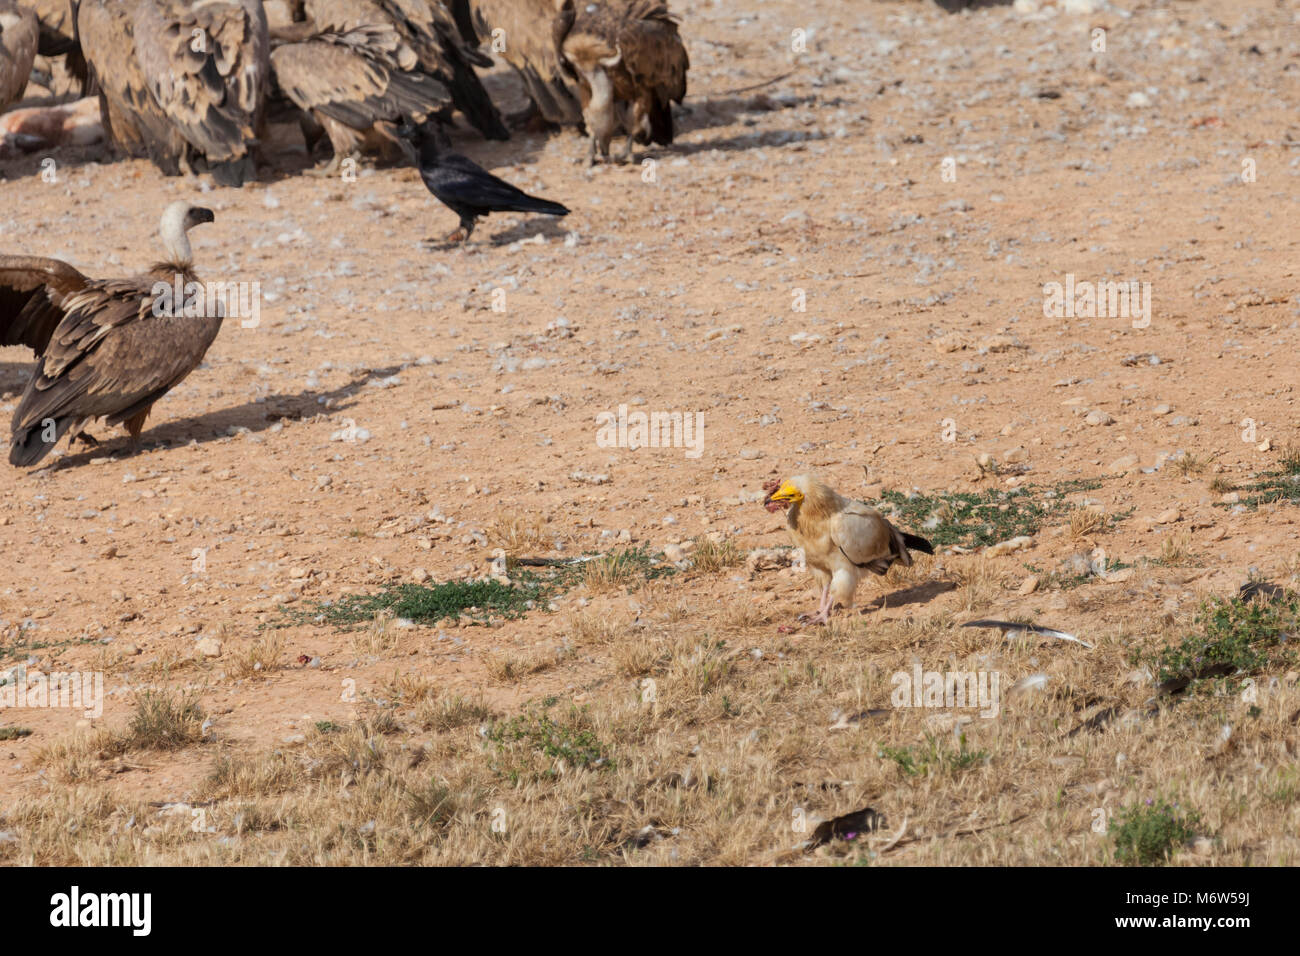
766, 481, 803, 505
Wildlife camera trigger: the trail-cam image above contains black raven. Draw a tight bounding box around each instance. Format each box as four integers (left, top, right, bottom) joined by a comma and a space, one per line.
401, 124, 570, 243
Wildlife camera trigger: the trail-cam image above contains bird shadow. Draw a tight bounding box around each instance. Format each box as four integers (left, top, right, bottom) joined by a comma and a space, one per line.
671, 126, 831, 158
418, 215, 570, 251
675, 93, 819, 137
933, 0, 1013, 10
0, 143, 111, 182
486, 216, 572, 246
24, 366, 400, 473
860, 579, 959, 613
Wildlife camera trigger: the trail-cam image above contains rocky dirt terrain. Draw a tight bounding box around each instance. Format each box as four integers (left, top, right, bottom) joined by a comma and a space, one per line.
1, 0, 1298, 865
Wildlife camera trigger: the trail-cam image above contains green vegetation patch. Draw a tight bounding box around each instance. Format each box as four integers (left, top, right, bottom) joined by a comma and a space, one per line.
874, 478, 1102, 549
879, 732, 989, 777
1217, 447, 1300, 509
1144, 594, 1298, 695
486, 702, 613, 781
274, 547, 673, 631
1110, 798, 1201, 865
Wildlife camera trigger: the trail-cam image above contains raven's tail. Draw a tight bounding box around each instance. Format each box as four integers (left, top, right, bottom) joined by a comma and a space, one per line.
901, 532, 934, 555
509, 194, 570, 217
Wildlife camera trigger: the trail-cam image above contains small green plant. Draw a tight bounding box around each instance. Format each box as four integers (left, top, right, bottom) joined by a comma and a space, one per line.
0, 727, 33, 740
879, 732, 988, 777
1148, 594, 1298, 694
1264, 768, 1300, 805
403, 780, 457, 832
1109, 798, 1201, 865
487, 706, 613, 776
1215, 448, 1300, 509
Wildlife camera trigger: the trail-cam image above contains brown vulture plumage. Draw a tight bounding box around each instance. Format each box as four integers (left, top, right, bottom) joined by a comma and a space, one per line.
452, 0, 583, 128
2, 201, 223, 467
16, 0, 88, 93
77, 0, 269, 185
561, 0, 687, 164
302, 0, 507, 139
270, 22, 453, 174
0, 0, 38, 110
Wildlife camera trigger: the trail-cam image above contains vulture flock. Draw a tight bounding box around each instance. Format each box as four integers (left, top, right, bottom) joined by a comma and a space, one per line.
0, 0, 688, 466
0, 3, 935, 625
0, 0, 689, 177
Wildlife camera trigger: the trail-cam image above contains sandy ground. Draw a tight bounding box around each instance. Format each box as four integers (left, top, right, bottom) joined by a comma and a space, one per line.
0, 0, 1298, 862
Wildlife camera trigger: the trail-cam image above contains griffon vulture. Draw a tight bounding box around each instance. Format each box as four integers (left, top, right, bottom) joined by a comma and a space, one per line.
402, 121, 567, 242
0, 0, 38, 111
78, 0, 268, 185
561, 0, 687, 164
762, 475, 934, 624
270, 23, 453, 174
302, 0, 507, 139
452, 0, 583, 128
2, 201, 222, 466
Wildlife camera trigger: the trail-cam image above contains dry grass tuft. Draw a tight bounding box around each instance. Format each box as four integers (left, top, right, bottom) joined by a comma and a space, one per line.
1159, 532, 1195, 567
227, 635, 284, 681
483, 644, 571, 684
582, 550, 647, 592
352, 610, 403, 656
487, 512, 549, 556
1173, 453, 1209, 477
566, 611, 628, 646
953, 556, 999, 611
614, 636, 667, 677
1069, 507, 1107, 539
690, 536, 743, 573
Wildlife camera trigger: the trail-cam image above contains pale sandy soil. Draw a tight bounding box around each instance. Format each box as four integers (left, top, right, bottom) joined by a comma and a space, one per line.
0, 0, 1298, 864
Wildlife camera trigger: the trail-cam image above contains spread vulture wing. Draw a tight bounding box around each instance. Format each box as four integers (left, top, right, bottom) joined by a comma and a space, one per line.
270, 25, 452, 131
0, 255, 91, 355
10, 279, 224, 465
130, 0, 268, 163
829, 506, 909, 576
460, 0, 583, 126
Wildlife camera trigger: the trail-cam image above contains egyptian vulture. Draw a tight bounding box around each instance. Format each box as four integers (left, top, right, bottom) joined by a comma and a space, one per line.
452, 0, 583, 128
561, 0, 687, 164
1, 201, 222, 466
0, 0, 38, 111
77, 0, 269, 185
270, 23, 454, 175
402, 121, 568, 242
762, 475, 934, 624
301, 0, 508, 140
